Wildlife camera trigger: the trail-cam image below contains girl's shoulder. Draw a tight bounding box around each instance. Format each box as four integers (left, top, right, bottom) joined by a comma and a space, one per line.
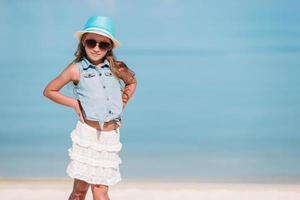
65, 62, 80, 83
68, 62, 80, 73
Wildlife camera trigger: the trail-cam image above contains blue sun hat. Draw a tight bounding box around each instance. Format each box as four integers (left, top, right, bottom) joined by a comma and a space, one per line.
75, 16, 120, 48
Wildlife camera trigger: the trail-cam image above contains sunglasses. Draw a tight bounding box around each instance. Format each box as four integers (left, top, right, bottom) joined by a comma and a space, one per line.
84, 39, 112, 50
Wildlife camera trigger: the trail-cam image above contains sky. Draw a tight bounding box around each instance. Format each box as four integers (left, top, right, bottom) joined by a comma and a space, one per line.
1, 0, 300, 56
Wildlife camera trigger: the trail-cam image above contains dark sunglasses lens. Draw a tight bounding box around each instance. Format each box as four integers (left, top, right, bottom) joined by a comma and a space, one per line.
85, 39, 97, 48
99, 42, 111, 50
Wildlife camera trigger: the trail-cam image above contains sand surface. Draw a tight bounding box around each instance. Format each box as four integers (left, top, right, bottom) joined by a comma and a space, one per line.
1, 178, 300, 200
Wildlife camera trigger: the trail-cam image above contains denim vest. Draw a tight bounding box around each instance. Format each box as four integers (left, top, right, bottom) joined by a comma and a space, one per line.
73, 58, 123, 129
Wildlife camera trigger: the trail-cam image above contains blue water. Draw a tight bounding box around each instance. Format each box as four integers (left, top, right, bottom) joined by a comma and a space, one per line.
0, 0, 300, 183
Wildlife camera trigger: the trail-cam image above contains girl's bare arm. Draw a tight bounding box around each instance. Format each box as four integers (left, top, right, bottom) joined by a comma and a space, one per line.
115, 61, 138, 107
121, 72, 137, 107
43, 63, 84, 122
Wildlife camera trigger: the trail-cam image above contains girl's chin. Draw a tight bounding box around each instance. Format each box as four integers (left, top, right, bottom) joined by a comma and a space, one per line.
88, 55, 104, 62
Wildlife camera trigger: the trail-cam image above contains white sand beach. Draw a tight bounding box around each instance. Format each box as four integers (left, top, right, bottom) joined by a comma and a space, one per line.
1, 178, 300, 200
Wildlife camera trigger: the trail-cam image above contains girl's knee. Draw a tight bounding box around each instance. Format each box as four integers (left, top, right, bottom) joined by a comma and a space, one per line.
73, 179, 90, 192
91, 184, 110, 200
91, 184, 109, 193
68, 179, 90, 200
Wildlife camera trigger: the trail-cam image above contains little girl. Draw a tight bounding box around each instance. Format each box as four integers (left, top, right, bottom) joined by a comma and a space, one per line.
43, 16, 137, 200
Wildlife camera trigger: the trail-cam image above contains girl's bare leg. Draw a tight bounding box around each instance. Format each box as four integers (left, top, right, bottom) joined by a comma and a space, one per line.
68, 178, 90, 200
91, 184, 110, 200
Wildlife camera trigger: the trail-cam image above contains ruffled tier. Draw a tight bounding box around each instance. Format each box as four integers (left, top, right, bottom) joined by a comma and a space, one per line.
66, 160, 122, 186
68, 142, 122, 168
70, 123, 122, 152
70, 130, 122, 152
66, 121, 122, 186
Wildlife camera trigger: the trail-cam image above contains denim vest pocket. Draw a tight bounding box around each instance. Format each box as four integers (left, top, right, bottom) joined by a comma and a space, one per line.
83, 72, 96, 78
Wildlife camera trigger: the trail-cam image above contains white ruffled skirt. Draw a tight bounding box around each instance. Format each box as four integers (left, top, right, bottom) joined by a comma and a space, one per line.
66, 120, 122, 186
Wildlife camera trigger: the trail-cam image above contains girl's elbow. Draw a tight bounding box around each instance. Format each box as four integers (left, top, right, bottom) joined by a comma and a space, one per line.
43, 87, 53, 98
43, 88, 49, 97
133, 81, 137, 89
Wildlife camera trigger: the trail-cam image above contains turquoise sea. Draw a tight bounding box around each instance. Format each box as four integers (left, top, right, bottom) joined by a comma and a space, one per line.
0, 0, 300, 183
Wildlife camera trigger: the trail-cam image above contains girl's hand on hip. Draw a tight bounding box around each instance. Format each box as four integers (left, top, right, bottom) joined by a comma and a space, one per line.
72, 100, 85, 123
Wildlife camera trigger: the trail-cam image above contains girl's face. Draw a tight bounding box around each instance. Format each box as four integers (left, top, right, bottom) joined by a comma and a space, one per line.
82, 33, 113, 65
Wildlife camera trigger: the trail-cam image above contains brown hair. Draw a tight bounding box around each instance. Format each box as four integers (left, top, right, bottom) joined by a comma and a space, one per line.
71, 33, 135, 83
